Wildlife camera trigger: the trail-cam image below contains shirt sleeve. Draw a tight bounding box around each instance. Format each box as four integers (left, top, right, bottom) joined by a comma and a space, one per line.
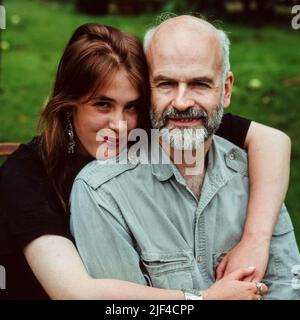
70, 178, 148, 285
216, 113, 251, 149
0, 157, 71, 255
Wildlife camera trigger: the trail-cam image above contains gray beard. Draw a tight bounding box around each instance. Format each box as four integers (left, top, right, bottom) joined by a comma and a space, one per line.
150, 105, 224, 151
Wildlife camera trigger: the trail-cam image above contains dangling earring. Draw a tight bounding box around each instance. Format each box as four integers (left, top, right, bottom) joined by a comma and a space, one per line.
66, 112, 75, 154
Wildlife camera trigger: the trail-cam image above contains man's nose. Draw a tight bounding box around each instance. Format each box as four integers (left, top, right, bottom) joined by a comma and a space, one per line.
172, 84, 195, 111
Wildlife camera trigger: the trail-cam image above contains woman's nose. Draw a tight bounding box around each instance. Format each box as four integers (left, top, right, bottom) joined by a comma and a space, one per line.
109, 111, 127, 133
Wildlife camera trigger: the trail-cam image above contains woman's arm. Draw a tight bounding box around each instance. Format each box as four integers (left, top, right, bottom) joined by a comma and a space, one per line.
244, 122, 291, 239
24, 235, 265, 300
24, 235, 183, 300
216, 122, 291, 281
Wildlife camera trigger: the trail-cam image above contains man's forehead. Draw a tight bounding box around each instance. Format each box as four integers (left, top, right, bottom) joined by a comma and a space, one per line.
150, 63, 217, 82
148, 15, 219, 51
155, 15, 217, 35
148, 37, 222, 78
147, 17, 222, 74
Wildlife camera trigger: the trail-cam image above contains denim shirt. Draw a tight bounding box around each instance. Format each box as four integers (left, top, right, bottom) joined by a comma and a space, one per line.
70, 136, 300, 299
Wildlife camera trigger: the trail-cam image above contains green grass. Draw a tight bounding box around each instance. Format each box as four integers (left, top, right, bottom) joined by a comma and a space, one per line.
1, 0, 300, 245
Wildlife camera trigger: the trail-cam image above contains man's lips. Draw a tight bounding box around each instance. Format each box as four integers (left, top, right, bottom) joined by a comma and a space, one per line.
168, 117, 205, 127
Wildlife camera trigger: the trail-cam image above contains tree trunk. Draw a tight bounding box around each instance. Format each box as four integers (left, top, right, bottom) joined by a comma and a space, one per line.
75, 0, 110, 15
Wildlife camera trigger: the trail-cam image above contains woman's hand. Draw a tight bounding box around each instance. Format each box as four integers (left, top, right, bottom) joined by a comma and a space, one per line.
203, 267, 268, 300
215, 236, 270, 282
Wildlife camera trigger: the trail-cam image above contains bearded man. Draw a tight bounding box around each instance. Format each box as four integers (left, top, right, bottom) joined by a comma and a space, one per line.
70, 15, 300, 300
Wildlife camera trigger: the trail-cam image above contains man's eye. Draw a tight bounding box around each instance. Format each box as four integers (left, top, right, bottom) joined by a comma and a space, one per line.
191, 82, 209, 88
157, 82, 173, 88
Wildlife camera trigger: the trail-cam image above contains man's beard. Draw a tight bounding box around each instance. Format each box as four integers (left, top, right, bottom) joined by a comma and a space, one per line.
150, 104, 224, 151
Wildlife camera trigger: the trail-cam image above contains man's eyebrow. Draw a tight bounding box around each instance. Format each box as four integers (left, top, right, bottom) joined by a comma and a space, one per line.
152, 75, 176, 83
152, 75, 215, 84
190, 77, 215, 84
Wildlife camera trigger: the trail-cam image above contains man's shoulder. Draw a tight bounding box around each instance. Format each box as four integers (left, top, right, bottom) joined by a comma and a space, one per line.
213, 135, 248, 177
74, 159, 141, 190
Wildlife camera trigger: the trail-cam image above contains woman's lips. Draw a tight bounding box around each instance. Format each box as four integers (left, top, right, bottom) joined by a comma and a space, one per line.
104, 136, 120, 147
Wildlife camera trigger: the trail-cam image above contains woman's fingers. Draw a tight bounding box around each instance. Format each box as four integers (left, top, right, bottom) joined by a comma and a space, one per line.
216, 255, 228, 280
225, 266, 256, 281
249, 282, 268, 300
251, 282, 268, 295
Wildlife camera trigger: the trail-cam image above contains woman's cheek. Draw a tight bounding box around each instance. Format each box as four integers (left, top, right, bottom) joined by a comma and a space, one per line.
129, 114, 139, 130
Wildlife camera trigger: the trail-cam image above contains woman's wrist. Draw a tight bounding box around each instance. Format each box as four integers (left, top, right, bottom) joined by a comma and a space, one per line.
242, 229, 272, 242
182, 289, 204, 300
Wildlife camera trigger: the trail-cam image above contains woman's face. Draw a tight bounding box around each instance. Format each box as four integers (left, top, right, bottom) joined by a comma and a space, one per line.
73, 68, 140, 159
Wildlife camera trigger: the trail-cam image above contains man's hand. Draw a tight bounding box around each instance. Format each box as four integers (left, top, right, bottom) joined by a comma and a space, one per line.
215, 236, 271, 282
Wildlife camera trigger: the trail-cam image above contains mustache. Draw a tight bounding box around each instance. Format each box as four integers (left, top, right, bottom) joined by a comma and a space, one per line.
162, 108, 208, 123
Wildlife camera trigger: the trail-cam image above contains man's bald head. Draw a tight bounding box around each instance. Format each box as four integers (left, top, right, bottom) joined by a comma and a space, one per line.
144, 15, 230, 83
149, 15, 219, 40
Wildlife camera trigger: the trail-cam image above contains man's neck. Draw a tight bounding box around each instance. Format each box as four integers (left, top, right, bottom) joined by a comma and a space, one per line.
162, 137, 213, 199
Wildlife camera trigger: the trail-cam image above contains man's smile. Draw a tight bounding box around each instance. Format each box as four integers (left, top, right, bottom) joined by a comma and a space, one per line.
168, 117, 205, 127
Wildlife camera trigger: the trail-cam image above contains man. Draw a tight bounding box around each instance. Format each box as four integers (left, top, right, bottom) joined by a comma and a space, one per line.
70, 15, 300, 299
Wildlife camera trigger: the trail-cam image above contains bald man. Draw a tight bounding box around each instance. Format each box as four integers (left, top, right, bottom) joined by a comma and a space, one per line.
71, 15, 300, 299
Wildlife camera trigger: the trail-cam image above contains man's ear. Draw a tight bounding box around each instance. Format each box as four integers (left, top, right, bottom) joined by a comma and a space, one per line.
223, 72, 234, 109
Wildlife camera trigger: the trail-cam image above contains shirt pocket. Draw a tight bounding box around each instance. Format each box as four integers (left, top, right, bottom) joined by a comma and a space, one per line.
272, 205, 294, 236
141, 252, 194, 290
264, 206, 297, 286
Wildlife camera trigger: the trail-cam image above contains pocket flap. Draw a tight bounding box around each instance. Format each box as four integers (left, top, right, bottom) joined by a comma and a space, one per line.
141, 251, 193, 275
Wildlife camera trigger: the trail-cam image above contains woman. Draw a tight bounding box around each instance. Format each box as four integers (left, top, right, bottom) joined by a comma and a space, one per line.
1, 22, 287, 300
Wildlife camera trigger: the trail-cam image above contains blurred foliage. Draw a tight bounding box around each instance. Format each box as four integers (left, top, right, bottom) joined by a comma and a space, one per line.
38, 0, 299, 21
37, 0, 299, 24
0, 0, 299, 246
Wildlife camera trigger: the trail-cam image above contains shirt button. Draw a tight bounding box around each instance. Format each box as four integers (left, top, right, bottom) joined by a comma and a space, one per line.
197, 256, 202, 263
228, 153, 236, 160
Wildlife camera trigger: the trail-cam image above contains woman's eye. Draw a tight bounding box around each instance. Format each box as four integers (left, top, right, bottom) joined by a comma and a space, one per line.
95, 101, 111, 109
125, 104, 138, 112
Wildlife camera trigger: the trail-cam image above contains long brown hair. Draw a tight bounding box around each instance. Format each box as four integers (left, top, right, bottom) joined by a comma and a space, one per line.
38, 23, 151, 211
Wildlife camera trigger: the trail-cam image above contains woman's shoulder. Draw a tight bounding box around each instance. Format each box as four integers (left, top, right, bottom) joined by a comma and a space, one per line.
0, 136, 71, 255
0, 137, 46, 193
0, 136, 44, 181
3, 136, 41, 162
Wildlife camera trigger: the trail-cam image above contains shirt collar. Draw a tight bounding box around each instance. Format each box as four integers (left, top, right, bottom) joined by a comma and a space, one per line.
149, 143, 194, 186
150, 142, 180, 182
151, 163, 174, 181
205, 135, 248, 187
150, 136, 247, 184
